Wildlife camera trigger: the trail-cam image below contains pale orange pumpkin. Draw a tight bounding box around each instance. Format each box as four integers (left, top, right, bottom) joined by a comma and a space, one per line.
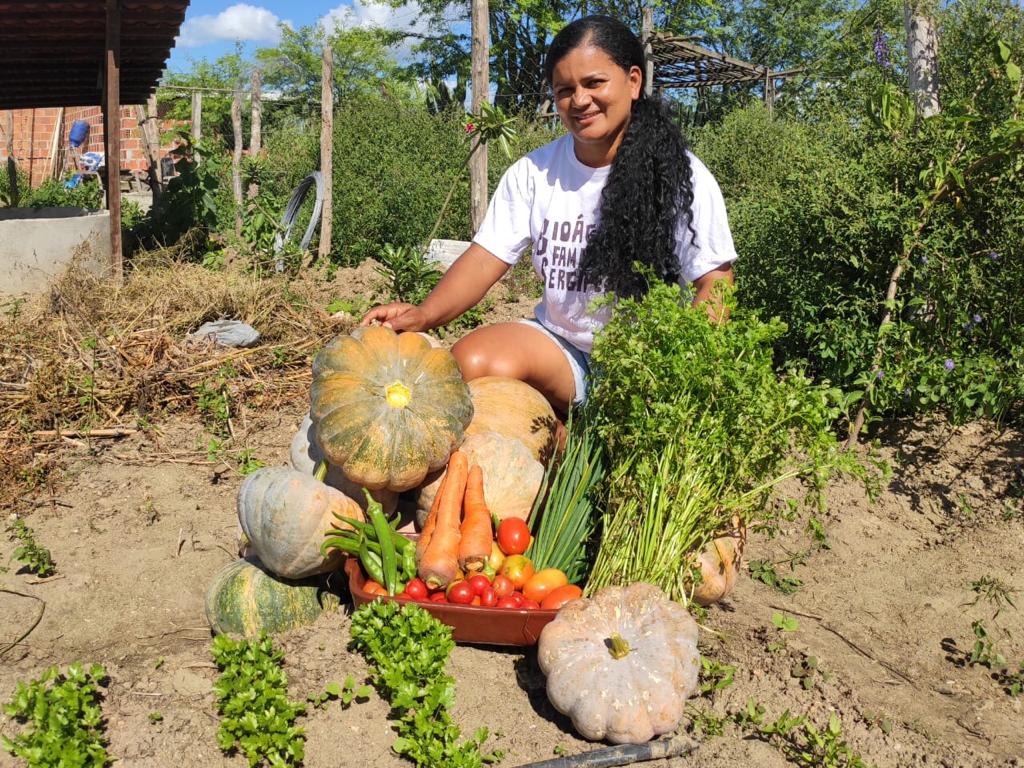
465, 376, 558, 463
538, 582, 700, 744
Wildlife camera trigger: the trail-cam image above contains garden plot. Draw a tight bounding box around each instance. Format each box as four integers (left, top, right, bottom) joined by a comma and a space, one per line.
1, 264, 1022, 768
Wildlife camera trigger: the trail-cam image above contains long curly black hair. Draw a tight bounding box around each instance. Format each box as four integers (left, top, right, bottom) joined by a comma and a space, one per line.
544, 15, 695, 298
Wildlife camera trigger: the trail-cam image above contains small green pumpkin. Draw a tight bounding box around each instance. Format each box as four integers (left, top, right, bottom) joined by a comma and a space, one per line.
310, 326, 473, 492
205, 557, 340, 637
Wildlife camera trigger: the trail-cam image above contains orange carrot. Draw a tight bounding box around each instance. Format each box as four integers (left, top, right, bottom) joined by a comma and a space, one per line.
458, 464, 492, 572
417, 450, 468, 589
416, 472, 446, 565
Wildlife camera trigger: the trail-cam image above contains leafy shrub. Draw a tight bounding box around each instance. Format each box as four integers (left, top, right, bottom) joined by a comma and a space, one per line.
693, 22, 1024, 428
23, 177, 104, 209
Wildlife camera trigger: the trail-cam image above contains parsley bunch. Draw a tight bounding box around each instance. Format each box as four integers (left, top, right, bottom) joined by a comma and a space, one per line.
211, 633, 306, 767
3, 663, 110, 767
349, 601, 501, 768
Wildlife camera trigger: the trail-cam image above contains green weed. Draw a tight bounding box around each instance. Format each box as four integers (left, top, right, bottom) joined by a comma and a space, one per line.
7, 518, 55, 577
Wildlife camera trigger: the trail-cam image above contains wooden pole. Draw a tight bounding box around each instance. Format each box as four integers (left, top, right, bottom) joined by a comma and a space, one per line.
318, 42, 334, 261
248, 68, 262, 199
135, 104, 160, 204
469, 0, 489, 234
249, 69, 262, 155
5, 110, 18, 207
105, 0, 123, 281
46, 108, 64, 181
231, 88, 243, 235
641, 4, 655, 98
190, 90, 202, 163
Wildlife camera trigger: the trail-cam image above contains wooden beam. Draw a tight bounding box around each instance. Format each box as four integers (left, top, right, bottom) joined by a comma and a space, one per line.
105, 0, 122, 281
5, 109, 17, 207
248, 68, 262, 199
469, 0, 489, 234
318, 42, 333, 261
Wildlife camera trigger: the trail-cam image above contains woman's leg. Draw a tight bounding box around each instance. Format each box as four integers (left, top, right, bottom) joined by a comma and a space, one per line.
451, 322, 577, 416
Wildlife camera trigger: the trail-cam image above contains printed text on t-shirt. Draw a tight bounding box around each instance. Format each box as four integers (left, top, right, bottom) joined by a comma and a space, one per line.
536, 215, 604, 293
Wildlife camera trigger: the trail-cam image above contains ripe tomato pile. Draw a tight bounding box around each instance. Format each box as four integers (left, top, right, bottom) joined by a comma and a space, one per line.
361, 518, 583, 611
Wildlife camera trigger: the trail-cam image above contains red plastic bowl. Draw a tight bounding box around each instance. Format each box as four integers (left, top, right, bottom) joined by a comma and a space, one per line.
344, 557, 559, 646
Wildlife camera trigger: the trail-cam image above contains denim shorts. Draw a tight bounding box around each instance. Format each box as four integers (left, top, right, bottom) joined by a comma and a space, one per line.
518, 318, 591, 405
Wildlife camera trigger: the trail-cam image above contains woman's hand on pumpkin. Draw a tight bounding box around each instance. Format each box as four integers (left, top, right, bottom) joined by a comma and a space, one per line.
360, 303, 429, 331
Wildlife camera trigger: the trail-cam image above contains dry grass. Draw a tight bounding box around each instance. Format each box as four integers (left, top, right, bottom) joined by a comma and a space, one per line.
0, 256, 357, 504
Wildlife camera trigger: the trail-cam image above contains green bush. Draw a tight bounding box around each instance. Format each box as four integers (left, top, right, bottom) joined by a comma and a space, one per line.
22, 177, 104, 209
693, 46, 1024, 428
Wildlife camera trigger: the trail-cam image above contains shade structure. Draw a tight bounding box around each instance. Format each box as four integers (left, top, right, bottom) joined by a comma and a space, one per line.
0, 0, 189, 110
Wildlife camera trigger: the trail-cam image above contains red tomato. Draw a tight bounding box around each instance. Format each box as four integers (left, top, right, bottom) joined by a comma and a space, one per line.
520, 598, 541, 610
429, 592, 448, 603
541, 584, 583, 610
491, 575, 514, 598
495, 596, 520, 609
479, 586, 498, 607
467, 574, 492, 596
404, 578, 428, 601
509, 592, 525, 607
523, 568, 569, 604
446, 580, 475, 605
500, 555, 535, 589
496, 518, 531, 556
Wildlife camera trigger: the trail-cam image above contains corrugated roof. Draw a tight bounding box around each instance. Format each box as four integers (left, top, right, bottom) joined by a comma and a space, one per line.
0, 0, 189, 109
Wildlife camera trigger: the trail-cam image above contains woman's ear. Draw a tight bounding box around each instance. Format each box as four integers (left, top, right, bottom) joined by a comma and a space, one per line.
628, 64, 643, 100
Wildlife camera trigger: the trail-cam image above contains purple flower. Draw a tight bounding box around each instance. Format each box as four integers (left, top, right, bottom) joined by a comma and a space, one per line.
873, 26, 890, 69
920, 256, 929, 266
944, 359, 956, 371
875, 370, 884, 380
988, 251, 1000, 261
973, 314, 982, 324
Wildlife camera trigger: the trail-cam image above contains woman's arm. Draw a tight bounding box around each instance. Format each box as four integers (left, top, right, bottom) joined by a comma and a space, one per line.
360, 243, 512, 332
691, 263, 734, 324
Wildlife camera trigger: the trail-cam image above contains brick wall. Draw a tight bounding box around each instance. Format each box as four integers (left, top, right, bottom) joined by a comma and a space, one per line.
1, 106, 177, 188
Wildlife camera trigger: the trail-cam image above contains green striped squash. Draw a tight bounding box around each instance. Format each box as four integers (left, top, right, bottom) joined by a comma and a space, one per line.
205, 557, 340, 637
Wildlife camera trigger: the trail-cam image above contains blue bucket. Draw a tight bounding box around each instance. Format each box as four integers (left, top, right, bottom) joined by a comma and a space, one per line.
69, 120, 90, 148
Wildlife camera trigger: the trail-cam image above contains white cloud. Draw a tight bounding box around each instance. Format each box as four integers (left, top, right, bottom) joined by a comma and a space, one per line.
176, 3, 286, 48
321, 1, 466, 61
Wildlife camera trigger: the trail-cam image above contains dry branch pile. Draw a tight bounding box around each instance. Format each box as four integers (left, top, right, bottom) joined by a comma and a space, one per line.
0, 257, 349, 504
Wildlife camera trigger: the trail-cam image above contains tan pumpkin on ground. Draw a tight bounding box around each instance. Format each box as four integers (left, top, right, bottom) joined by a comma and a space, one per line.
289, 413, 399, 517
465, 376, 558, 463
538, 582, 700, 744
413, 431, 544, 528
238, 466, 364, 579
690, 516, 746, 606
310, 326, 473, 492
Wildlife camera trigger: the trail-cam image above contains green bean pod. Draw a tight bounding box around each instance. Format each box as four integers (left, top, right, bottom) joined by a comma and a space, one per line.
365, 490, 399, 595
359, 540, 387, 586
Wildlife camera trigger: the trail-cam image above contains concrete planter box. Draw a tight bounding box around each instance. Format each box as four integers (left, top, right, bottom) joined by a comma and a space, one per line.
0, 207, 111, 296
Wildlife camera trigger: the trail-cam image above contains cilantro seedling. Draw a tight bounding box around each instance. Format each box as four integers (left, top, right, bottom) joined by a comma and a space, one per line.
772, 612, 800, 632
210, 633, 306, 767
2, 663, 109, 766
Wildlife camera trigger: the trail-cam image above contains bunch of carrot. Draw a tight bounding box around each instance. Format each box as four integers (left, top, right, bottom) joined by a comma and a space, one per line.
416, 450, 494, 590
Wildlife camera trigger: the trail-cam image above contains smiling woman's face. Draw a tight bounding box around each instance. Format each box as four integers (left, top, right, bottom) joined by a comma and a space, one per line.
550, 42, 642, 165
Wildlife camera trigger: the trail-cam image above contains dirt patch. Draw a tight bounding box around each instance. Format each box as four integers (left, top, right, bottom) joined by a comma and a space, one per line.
2, 263, 1023, 768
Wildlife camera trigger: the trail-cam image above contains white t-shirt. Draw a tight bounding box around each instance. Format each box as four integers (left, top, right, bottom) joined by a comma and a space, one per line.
473, 134, 737, 354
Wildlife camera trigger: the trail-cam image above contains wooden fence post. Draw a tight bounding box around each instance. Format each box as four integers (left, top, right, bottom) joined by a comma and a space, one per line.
231, 88, 243, 235
318, 43, 334, 261
642, 4, 655, 98
135, 103, 160, 204
191, 90, 202, 163
469, 0, 489, 234
248, 69, 262, 199
105, 0, 123, 281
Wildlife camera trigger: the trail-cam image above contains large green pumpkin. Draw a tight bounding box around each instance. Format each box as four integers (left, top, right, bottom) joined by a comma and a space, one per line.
205, 557, 340, 637
310, 326, 473, 492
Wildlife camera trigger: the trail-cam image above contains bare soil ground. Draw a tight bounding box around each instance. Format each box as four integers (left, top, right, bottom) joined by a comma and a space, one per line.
2, 263, 1023, 768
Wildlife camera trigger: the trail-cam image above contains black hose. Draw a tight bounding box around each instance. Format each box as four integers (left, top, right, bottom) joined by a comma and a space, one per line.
511, 735, 698, 768
274, 171, 324, 270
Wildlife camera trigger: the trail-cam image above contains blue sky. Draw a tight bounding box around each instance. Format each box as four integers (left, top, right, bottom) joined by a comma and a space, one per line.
167, 0, 451, 73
